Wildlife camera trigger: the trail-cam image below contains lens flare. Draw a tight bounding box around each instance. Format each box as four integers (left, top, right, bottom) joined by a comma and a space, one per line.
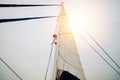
68, 14, 87, 33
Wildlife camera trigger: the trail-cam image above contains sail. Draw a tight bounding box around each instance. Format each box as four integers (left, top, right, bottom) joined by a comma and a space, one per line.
54, 5, 86, 80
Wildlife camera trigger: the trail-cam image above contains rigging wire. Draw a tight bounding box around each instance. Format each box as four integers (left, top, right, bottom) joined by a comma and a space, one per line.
85, 31, 120, 70
0, 58, 22, 80
77, 33, 120, 76
0, 16, 58, 23
0, 4, 61, 7
53, 31, 120, 75
44, 44, 54, 80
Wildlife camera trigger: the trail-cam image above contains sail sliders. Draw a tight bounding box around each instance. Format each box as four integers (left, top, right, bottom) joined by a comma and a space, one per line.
55, 4, 86, 80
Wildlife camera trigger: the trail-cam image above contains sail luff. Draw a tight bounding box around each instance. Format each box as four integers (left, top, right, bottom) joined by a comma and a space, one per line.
54, 5, 86, 80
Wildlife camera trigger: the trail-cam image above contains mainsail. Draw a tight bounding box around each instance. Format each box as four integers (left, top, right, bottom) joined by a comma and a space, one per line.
53, 5, 86, 80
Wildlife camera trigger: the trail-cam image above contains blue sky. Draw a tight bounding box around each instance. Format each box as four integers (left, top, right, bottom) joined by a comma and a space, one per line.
0, 0, 120, 80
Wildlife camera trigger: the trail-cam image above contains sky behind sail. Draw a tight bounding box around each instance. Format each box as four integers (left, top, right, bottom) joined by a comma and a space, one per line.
0, 0, 120, 80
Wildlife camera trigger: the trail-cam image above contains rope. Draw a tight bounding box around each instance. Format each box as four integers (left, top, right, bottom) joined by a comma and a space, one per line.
44, 44, 54, 80
86, 31, 120, 70
78, 33, 120, 76
0, 4, 61, 7
0, 58, 22, 80
0, 16, 58, 23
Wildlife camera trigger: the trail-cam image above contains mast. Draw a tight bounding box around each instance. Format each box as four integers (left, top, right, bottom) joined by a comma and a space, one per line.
53, 4, 86, 80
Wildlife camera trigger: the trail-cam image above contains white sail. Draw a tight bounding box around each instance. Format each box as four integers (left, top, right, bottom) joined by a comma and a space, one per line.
54, 5, 86, 80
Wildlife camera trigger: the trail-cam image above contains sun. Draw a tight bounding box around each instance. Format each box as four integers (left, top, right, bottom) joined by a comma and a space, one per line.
68, 14, 87, 33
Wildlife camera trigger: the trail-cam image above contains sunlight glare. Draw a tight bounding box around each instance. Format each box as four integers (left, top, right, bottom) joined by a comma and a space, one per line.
68, 14, 87, 33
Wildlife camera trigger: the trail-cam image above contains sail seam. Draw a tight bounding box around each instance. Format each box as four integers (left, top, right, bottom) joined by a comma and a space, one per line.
59, 38, 78, 56
58, 51, 82, 70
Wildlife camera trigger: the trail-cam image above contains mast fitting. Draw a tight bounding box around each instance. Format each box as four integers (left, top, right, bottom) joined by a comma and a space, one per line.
52, 34, 57, 45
